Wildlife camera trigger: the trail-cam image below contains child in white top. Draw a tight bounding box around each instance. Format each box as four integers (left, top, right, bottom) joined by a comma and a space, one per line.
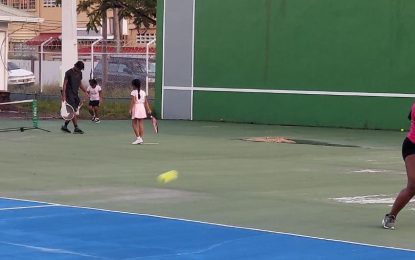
87, 79, 102, 123
129, 79, 152, 144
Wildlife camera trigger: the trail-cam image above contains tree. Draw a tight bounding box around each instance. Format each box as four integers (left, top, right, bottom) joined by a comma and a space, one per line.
77, 0, 156, 35
77, 0, 156, 86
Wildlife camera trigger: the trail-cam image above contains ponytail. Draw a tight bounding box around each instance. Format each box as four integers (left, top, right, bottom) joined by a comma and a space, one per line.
131, 79, 141, 99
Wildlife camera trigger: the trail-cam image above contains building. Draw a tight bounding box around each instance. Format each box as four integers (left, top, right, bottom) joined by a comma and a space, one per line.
2, 0, 156, 53
0, 3, 42, 100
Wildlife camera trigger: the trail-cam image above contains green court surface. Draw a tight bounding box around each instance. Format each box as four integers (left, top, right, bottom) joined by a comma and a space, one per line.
0, 119, 414, 250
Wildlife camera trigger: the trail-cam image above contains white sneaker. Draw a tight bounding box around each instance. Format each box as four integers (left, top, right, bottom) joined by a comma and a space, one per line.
131, 137, 143, 145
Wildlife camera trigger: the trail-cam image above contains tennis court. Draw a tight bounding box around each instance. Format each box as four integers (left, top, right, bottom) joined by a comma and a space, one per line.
1, 119, 415, 258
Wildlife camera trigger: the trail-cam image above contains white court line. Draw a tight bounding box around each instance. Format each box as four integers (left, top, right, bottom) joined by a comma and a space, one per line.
0, 204, 58, 211
0, 241, 106, 259
163, 86, 415, 98
0, 196, 414, 254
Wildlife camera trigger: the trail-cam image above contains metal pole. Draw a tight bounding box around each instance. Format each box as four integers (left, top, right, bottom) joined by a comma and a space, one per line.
90, 38, 102, 79
146, 38, 156, 94
39, 37, 54, 93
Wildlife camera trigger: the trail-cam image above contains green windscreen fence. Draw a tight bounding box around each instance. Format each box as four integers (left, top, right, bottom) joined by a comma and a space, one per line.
194, 0, 415, 93
187, 0, 415, 129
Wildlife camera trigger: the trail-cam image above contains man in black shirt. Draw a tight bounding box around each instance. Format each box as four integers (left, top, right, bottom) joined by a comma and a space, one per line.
61, 61, 88, 134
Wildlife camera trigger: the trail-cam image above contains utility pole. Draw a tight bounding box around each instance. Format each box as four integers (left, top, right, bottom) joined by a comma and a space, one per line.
113, 7, 121, 53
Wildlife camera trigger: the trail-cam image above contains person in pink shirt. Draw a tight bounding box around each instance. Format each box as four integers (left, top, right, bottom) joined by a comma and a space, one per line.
129, 79, 152, 145
383, 104, 415, 229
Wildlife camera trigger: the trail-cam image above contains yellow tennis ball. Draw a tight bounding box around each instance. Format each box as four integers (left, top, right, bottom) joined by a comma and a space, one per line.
401, 128, 405, 132
157, 170, 178, 184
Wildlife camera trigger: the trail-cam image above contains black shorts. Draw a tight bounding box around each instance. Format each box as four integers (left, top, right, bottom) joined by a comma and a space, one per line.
402, 137, 415, 160
89, 100, 100, 107
66, 95, 80, 110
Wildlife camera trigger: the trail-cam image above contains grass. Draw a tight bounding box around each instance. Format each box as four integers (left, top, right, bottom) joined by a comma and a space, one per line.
8, 84, 153, 120
36, 99, 130, 120
8, 95, 130, 120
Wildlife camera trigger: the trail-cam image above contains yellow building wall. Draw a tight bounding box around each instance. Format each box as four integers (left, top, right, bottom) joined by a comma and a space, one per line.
7, 0, 156, 46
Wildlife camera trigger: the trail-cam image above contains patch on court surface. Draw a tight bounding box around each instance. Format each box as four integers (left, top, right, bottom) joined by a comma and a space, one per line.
331, 195, 415, 206
241, 137, 296, 143
351, 169, 389, 174
1, 198, 415, 259
240, 137, 361, 147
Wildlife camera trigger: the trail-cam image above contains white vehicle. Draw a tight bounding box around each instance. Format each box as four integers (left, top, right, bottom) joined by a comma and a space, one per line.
8, 62, 35, 86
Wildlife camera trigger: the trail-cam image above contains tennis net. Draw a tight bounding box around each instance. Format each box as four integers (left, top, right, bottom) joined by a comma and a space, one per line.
0, 99, 48, 132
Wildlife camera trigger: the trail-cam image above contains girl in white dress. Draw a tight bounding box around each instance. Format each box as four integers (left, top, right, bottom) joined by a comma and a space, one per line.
129, 79, 152, 144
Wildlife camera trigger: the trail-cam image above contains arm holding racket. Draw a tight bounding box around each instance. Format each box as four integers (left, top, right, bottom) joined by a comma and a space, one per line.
144, 97, 158, 133
144, 97, 152, 115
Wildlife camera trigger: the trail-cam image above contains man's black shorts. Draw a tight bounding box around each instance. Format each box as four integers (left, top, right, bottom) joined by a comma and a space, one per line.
89, 100, 100, 107
66, 95, 80, 110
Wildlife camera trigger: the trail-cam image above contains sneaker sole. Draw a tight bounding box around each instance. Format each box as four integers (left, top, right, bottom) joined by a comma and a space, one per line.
382, 220, 395, 230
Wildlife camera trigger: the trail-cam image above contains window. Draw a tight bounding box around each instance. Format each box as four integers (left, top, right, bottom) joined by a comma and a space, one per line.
43, 0, 58, 7
9, 0, 35, 9
0, 0, 7, 5
108, 17, 114, 35
136, 33, 156, 44
12, 0, 20, 8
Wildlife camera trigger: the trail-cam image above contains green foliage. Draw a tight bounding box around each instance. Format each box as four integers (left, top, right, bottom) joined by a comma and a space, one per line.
37, 99, 130, 120
77, 0, 157, 33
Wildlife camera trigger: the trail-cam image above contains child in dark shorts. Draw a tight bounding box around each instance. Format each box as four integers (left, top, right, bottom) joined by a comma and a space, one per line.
87, 79, 102, 123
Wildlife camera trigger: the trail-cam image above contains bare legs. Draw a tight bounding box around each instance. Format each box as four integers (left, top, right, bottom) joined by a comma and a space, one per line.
88, 106, 100, 119
132, 118, 140, 137
138, 119, 144, 137
64, 116, 78, 127
132, 119, 144, 138
389, 154, 415, 217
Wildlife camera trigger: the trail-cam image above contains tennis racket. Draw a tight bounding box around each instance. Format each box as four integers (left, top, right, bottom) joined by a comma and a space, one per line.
60, 101, 75, 120
149, 113, 159, 134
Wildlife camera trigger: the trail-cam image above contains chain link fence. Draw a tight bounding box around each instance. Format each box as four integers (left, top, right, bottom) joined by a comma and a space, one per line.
7, 39, 156, 100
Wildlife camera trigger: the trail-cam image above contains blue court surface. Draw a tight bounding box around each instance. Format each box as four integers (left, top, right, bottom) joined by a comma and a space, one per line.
1, 198, 414, 259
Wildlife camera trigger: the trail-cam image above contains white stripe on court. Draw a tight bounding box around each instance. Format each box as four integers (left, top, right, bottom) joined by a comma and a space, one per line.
0, 204, 58, 211
164, 86, 415, 98
1, 196, 415, 253
0, 241, 106, 259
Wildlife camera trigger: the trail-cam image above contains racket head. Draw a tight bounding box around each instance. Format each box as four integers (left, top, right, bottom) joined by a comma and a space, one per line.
61, 102, 75, 120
